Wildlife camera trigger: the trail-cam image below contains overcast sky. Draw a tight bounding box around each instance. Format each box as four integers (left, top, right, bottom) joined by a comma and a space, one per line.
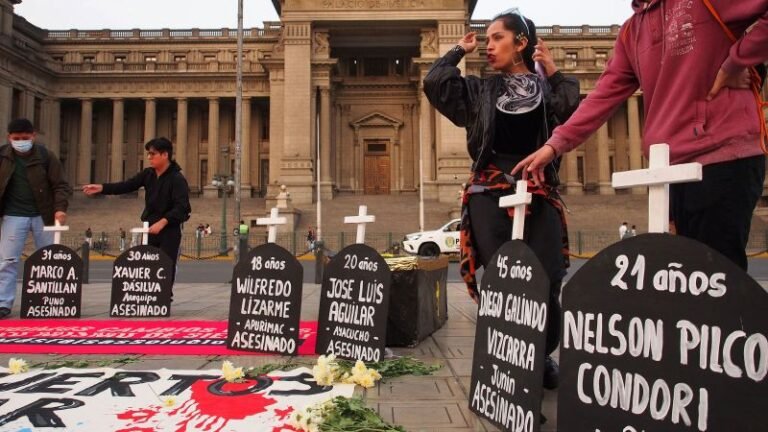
15, 0, 632, 29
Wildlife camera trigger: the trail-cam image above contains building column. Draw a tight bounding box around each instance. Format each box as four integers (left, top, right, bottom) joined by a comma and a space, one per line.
77, 98, 93, 185
252, 104, 262, 194
627, 96, 644, 195
280, 22, 314, 204
143, 98, 156, 143
175, 97, 188, 171
0, 81, 11, 129
435, 21, 471, 202
319, 87, 333, 199
597, 123, 614, 195
110, 98, 124, 182
203, 97, 220, 197
241, 97, 252, 194
267, 67, 284, 198
0, 0, 13, 37
613, 105, 629, 172
46, 98, 61, 156
564, 151, 583, 195
23, 91, 35, 122
417, 65, 436, 197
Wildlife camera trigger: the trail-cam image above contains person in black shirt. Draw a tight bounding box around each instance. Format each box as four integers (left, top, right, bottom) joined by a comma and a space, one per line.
83, 137, 191, 289
423, 9, 580, 394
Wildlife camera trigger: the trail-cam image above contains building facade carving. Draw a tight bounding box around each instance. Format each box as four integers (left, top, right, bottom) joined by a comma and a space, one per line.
4, 1, 765, 203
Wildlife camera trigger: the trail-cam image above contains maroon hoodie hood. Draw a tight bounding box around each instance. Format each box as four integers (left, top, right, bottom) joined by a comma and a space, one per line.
548, 0, 768, 165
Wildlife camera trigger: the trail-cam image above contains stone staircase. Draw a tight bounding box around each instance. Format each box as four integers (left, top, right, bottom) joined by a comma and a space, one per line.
52, 190, 768, 254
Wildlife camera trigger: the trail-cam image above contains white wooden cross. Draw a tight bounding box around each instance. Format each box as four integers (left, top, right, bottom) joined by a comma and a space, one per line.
43, 220, 69, 245
499, 180, 533, 241
130, 222, 150, 246
257, 207, 287, 243
612, 144, 702, 233
344, 205, 376, 244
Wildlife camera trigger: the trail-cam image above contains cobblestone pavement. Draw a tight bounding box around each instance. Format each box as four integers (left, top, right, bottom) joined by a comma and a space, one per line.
0, 281, 568, 431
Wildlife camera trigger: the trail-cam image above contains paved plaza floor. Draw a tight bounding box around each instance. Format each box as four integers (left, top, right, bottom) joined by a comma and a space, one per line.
1, 281, 547, 431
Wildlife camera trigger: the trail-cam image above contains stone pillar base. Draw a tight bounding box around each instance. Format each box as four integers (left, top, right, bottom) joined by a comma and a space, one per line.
280, 183, 314, 205
257, 207, 301, 234
598, 182, 616, 195
202, 186, 220, 198
437, 181, 464, 204
238, 186, 253, 198
421, 181, 438, 201
319, 181, 335, 200
565, 182, 584, 196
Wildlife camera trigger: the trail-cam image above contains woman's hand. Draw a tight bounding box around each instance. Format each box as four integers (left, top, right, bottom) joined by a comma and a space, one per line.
533, 38, 557, 77
458, 32, 478, 54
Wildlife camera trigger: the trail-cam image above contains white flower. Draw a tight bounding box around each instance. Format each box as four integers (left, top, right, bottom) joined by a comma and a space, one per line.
221, 360, 244, 382
8, 358, 28, 374
312, 355, 340, 386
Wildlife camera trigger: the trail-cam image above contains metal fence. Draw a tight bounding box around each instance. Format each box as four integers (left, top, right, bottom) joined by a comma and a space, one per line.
20, 229, 768, 259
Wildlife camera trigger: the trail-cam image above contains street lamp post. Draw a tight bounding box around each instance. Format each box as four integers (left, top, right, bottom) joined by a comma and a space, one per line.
212, 174, 235, 255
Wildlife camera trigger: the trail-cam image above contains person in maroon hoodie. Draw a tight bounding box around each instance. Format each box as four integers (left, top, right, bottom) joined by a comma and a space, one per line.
514, 0, 768, 270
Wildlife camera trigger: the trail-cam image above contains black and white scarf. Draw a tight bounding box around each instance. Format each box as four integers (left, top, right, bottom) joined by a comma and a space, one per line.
496, 73, 542, 115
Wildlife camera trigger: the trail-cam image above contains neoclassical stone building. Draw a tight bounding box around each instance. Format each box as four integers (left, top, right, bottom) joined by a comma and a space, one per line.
2, 0, 765, 204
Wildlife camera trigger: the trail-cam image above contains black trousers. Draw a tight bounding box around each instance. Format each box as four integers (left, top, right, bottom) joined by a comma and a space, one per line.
468, 191, 566, 355
671, 155, 765, 271
148, 224, 182, 289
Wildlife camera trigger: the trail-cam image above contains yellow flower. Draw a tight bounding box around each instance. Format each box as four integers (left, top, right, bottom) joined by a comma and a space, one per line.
357, 373, 376, 388
221, 360, 244, 382
312, 355, 341, 386
161, 396, 177, 408
8, 358, 28, 374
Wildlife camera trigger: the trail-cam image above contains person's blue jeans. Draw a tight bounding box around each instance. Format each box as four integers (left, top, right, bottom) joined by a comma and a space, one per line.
0, 216, 54, 309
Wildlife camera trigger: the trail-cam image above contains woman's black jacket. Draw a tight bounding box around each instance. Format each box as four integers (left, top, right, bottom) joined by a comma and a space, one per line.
422, 47, 581, 178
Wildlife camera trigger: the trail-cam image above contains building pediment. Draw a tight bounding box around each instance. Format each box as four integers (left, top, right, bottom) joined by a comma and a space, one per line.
350, 112, 402, 129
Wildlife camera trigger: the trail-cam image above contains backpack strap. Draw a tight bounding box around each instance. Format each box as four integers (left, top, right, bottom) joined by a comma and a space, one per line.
701, 0, 768, 154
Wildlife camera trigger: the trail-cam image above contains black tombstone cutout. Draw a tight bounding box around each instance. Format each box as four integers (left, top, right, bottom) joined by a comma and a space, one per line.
469, 240, 550, 431
227, 243, 304, 355
21, 244, 83, 319
316, 243, 391, 362
558, 234, 768, 432
110, 245, 173, 317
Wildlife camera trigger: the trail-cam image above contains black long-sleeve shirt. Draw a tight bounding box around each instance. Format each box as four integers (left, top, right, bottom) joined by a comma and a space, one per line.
102, 161, 191, 226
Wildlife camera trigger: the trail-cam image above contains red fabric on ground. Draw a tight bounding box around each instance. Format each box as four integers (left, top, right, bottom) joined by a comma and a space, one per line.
0, 319, 317, 355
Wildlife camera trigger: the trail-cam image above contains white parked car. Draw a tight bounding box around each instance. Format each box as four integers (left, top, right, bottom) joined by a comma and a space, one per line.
402, 219, 461, 257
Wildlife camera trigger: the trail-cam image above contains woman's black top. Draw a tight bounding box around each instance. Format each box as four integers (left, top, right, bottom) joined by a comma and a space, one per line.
493, 104, 543, 156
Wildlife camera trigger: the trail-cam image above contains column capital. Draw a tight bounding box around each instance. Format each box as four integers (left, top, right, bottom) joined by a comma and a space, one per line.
80, 97, 93, 102
207, 96, 220, 102
143, 97, 156, 102
175, 97, 188, 102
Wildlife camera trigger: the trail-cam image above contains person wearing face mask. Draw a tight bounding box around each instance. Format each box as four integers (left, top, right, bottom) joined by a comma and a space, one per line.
0, 118, 72, 319
423, 9, 580, 396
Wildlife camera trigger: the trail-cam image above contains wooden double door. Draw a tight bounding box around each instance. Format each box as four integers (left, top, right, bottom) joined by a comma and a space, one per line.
364, 155, 390, 195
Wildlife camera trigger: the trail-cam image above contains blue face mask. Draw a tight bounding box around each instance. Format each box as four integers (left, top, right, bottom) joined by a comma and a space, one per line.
11, 140, 33, 153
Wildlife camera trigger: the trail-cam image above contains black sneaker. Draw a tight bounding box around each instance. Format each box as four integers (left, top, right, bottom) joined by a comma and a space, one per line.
543, 355, 559, 390
0, 307, 11, 319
